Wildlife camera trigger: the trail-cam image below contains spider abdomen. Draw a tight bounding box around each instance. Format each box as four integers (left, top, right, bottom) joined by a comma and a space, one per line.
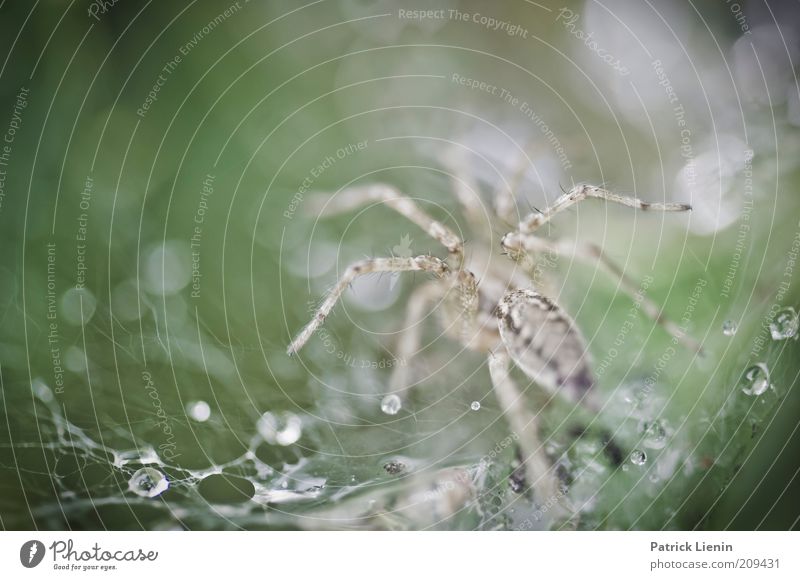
496, 289, 594, 404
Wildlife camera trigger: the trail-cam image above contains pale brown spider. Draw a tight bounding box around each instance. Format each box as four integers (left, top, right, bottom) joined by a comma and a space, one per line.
287, 167, 697, 511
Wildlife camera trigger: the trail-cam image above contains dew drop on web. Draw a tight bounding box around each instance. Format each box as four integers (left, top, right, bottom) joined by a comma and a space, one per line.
769, 306, 798, 340
186, 400, 211, 422
630, 449, 647, 466
128, 467, 169, 498
640, 419, 668, 449
722, 320, 737, 336
740, 363, 771, 396
257, 411, 302, 446
380, 394, 401, 416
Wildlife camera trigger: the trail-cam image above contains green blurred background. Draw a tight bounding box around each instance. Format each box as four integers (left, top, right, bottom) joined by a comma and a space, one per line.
0, 0, 799, 530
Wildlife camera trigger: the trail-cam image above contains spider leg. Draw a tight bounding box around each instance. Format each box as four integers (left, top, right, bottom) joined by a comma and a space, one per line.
519, 183, 692, 233
501, 234, 703, 353
488, 350, 567, 512
388, 268, 479, 395
307, 184, 464, 263
287, 255, 449, 355
387, 281, 443, 395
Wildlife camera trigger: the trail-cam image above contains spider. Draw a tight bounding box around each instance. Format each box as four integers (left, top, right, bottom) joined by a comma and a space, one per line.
287, 165, 698, 513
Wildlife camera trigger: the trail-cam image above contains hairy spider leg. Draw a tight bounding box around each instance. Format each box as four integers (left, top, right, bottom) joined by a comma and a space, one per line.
387, 281, 444, 395
288, 255, 449, 356
518, 183, 692, 234
488, 350, 569, 515
502, 232, 702, 354
307, 184, 464, 265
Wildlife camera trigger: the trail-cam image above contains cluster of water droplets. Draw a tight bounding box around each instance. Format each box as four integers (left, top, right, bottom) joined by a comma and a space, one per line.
19, 382, 343, 527
723, 306, 798, 342
18, 376, 533, 530
723, 307, 797, 399
21, 302, 797, 530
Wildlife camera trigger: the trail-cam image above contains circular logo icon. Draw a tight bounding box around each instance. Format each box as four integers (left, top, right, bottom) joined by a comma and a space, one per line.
20, 540, 45, 568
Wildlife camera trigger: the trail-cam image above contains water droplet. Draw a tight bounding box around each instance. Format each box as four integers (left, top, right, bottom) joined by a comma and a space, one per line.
630, 449, 647, 466
740, 363, 771, 396
380, 394, 401, 415
128, 467, 169, 498
722, 320, 738, 336
769, 307, 798, 340
257, 411, 302, 445
640, 419, 668, 449
186, 400, 211, 422
470, 401, 481, 411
